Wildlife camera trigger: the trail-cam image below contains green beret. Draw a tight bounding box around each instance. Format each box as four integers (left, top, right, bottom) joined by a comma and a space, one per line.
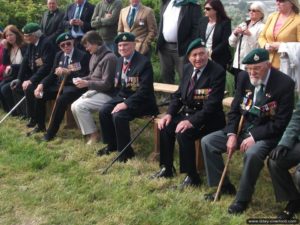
114, 32, 135, 44
22, 23, 40, 34
242, 48, 269, 64
56, 32, 74, 45
186, 38, 206, 56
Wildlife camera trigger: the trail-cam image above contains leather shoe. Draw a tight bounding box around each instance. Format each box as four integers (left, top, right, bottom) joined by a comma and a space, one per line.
118, 148, 135, 163
204, 183, 236, 201
42, 133, 54, 142
277, 199, 300, 219
177, 175, 201, 190
96, 146, 115, 156
150, 166, 174, 179
228, 201, 249, 214
26, 119, 37, 128
26, 126, 46, 136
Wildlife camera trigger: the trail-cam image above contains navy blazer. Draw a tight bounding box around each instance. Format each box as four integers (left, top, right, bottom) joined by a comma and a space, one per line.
156, 0, 202, 56
63, 1, 95, 34
224, 69, 295, 145
167, 60, 226, 131
198, 17, 232, 69
41, 48, 90, 88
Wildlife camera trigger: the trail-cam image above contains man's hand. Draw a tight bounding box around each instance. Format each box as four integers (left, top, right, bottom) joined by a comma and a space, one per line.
34, 84, 44, 98
22, 80, 32, 91
74, 79, 88, 88
269, 145, 289, 160
175, 120, 193, 133
111, 102, 128, 114
10, 79, 21, 90
157, 114, 172, 130
226, 134, 237, 156
55, 67, 71, 77
240, 136, 255, 153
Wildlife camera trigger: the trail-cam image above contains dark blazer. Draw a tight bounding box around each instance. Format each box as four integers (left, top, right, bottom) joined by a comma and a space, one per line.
198, 17, 232, 69
112, 51, 158, 116
63, 1, 95, 34
40, 8, 65, 44
17, 35, 55, 84
167, 60, 226, 131
224, 69, 295, 145
156, 0, 202, 56
41, 48, 90, 88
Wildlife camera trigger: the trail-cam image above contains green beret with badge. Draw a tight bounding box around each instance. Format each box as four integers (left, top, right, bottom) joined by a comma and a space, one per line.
186, 38, 206, 56
114, 32, 135, 44
242, 48, 269, 64
56, 32, 74, 45
22, 23, 41, 34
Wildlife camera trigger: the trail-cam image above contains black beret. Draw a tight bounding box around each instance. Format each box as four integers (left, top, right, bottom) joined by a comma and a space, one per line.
22, 23, 40, 34
186, 38, 206, 56
114, 32, 135, 44
56, 32, 74, 45
242, 48, 269, 64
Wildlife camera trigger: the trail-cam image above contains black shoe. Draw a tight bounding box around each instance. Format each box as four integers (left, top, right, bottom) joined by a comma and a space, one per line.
204, 183, 236, 201
150, 166, 174, 179
26, 119, 37, 128
118, 148, 135, 163
277, 199, 300, 219
26, 126, 46, 136
42, 133, 54, 142
228, 201, 249, 214
177, 175, 201, 190
96, 146, 115, 156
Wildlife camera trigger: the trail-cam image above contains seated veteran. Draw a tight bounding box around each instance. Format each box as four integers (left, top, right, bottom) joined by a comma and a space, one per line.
71, 31, 117, 145
201, 48, 295, 214
31, 32, 89, 141
150, 38, 226, 189
267, 99, 300, 220
9, 23, 55, 128
98, 32, 158, 162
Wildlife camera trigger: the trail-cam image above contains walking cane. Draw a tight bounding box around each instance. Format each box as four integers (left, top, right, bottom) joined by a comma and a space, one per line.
101, 116, 155, 175
0, 96, 26, 125
214, 115, 244, 202
47, 75, 68, 129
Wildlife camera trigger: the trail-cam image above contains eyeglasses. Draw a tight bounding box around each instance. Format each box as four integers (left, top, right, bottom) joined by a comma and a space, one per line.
205, 7, 213, 11
60, 41, 72, 48
276, 0, 288, 3
248, 8, 260, 13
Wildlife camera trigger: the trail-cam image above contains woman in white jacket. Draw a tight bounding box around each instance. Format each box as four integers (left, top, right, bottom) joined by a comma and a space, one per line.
228, 1, 268, 88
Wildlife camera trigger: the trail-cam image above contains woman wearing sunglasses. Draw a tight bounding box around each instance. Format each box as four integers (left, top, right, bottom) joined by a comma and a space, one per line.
229, 1, 268, 88
258, 0, 300, 69
198, 0, 232, 70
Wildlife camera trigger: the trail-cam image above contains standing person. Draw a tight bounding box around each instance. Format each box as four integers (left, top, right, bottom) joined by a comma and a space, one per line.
31, 32, 90, 140
9, 23, 55, 129
40, 0, 65, 46
63, 0, 95, 48
157, 0, 201, 84
91, 0, 122, 53
118, 0, 157, 58
198, 0, 232, 70
229, 1, 268, 88
98, 32, 158, 162
201, 48, 295, 214
71, 31, 117, 145
151, 38, 226, 189
0, 25, 26, 115
258, 0, 300, 69
268, 99, 300, 219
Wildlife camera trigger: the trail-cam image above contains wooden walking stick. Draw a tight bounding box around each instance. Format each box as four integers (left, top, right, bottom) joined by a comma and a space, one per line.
214, 115, 244, 202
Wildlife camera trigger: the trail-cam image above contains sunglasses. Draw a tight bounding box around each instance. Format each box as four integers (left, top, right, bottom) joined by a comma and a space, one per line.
60, 41, 72, 48
248, 8, 260, 12
205, 7, 213, 11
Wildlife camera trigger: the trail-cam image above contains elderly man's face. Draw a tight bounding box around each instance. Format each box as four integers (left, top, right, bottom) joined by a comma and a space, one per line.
245, 61, 270, 86
59, 40, 74, 55
188, 47, 209, 69
24, 33, 38, 44
47, 0, 58, 12
118, 42, 135, 58
130, 0, 140, 6
75, 0, 84, 5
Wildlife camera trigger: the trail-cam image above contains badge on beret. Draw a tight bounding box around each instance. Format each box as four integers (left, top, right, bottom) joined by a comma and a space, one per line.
65, 35, 69, 39
254, 54, 259, 61
122, 35, 127, 41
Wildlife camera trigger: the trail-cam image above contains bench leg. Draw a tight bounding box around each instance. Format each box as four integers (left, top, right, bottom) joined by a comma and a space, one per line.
148, 119, 160, 161
195, 139, 205, 173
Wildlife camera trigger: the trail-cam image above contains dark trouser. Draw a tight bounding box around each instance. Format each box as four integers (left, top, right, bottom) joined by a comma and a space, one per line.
0, 79, 13, 112
23, 83, 38, 121
268, 143, 300, 202
158, 43, 185, 84
159, 114, 203, 176
35, 85, 84, 136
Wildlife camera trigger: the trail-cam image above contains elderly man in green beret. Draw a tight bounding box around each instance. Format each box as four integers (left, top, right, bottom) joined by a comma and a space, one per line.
201, 48, 295, 214
150, 38, 226, 189
9, 22, 55, 129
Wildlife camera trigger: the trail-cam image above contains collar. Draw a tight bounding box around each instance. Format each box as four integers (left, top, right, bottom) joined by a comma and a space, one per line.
261, 69, 271, 87
64, 48, 74, 59
124, 51, 135, 64
34, 39, 40, 47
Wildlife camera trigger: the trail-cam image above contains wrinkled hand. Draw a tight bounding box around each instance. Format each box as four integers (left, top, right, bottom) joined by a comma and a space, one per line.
111, 102, 128, 114
10, 79, 21, 90
226, 135, 237, 156
55, 67, 70, 77
240, 136, 255, 153
157, 114, 172, 130
22, 80, 32, 91
175, 120, 193, 133
34, 84, 44, 98
74, 79, 88, 88
269, 145, 289, 160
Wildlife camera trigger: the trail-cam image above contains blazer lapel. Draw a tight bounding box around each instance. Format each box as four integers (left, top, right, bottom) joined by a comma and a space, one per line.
178, 5, 187, 26
132, 5, 144, 30
183, 65, 194, 99
275, 13, 296, 40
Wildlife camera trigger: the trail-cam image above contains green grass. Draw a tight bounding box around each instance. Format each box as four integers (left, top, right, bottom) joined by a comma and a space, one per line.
0, 112, 299, 225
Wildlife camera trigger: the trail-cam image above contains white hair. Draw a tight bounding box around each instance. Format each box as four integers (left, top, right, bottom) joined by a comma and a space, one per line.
250, 1, 269, 23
